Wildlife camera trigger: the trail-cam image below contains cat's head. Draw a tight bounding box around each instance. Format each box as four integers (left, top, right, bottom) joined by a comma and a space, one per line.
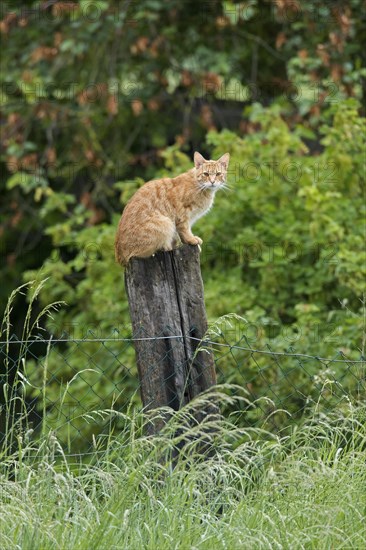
194, 152, 230, 190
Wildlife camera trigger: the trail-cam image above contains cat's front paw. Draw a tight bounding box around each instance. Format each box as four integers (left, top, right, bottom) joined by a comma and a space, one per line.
189, 236, 202, 246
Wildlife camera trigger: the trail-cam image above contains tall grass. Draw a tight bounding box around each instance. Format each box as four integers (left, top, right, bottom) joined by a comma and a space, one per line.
0, 393, 365, 549
0, 280, 63, 456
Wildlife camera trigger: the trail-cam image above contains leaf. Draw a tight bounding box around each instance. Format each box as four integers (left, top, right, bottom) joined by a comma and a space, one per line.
7, 172, 48, 192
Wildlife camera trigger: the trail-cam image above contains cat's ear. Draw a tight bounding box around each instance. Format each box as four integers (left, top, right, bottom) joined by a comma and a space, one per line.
217, 153, 230, 170
194, 152, 206, 169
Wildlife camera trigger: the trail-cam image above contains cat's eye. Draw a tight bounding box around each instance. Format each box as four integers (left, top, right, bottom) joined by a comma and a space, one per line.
216, 172, 221, 176
203, 171, 209, 176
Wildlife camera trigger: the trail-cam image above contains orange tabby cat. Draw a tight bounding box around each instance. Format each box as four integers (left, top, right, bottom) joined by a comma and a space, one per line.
115, 151, 230, 265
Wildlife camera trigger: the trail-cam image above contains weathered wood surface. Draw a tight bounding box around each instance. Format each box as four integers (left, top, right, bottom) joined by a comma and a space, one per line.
124, 244, 216, 419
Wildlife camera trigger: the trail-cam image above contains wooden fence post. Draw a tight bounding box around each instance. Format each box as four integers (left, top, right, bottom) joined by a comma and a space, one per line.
124, 244, 217, 433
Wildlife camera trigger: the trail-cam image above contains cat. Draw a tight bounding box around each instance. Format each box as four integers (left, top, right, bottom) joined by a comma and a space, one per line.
115, 151, 230, 265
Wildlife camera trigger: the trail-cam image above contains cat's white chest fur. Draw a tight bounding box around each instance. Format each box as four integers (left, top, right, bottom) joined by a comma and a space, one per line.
189, 193, 215, 227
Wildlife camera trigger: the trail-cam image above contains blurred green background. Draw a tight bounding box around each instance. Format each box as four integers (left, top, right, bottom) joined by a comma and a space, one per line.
1, 1, 365, 445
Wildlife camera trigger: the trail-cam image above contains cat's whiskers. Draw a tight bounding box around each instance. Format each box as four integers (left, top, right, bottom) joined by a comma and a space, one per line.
220, 183, 232, 192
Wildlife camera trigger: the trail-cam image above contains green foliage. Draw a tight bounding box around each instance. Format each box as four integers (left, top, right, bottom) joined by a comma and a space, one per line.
202, 99, 365, 345
1, 1, 365, 448
1, 0, 365, 311
13, 100, 363, 446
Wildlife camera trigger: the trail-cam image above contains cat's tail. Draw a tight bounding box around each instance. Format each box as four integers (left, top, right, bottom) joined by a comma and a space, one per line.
114, 234, 128, 267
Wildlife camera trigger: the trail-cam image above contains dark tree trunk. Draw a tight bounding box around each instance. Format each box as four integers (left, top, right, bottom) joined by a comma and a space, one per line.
124, 244, 217, 434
